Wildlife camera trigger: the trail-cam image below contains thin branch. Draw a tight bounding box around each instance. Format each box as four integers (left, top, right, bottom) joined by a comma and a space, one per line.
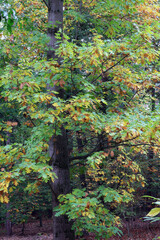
70, 161, 85, 167
69, 135, 136, 161
116, 143, 160, 148
48, 181, 58, 199
42, 0, 49, 8
69, 142, 100, 161
113, 135, 139, 144
126, 88, 143, 107
91, 54, 129, 83
86, 44, 143, 84
69, 137, 160, 162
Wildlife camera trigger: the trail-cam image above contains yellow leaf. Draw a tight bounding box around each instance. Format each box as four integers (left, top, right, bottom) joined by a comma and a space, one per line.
6, 178, 10, 186
4, 195, 9, 203
52, 103, 59, 108
128, 188, 135, 193
81, 212, 86, 216
132, 175, 136, 180
141, 181, 145, 187
30, 106, 35, 112
0, 195, 4, 203
147, 208, 160, 217
9, 187, 13, 192
13, 180, 18, 186
26, 168, 31, 174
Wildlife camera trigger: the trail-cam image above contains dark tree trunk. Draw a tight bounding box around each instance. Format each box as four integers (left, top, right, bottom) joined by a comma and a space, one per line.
47, 1, 75, 239
21, 222, 25, 235
5, 203, 12, 236
147, 87, 155, 195
39, 214, 43, 227
47, 0, 63, 61
5, 134, 12, 236
76, 132, 86, 188
49, 131, 74, 240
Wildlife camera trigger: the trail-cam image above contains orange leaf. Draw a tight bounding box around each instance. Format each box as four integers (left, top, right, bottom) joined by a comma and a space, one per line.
110, 151, 114, 158
86, 201, 90, 210
59, 79, 65, 87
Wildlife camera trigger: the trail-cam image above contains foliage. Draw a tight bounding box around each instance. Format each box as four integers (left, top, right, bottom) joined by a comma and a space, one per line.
0, 0, 160, 238
54, 187, 131, 239
0, 1, 16, 33
144, 196, 160, 223
0, 180, 52, 232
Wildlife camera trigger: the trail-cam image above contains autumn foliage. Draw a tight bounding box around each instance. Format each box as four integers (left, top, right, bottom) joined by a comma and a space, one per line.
0, 0, 160, 239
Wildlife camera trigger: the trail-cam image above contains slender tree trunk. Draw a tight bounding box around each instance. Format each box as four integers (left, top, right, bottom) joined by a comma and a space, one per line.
147, 87, 155, 195
5, 203, 12, 236
5, 134, 12, 236
76, 132, 86, 188
47, 1, 75, 239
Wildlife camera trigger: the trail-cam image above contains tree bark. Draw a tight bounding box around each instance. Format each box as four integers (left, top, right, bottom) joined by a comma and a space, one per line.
47, 1, 75, 239
5, 134, 12, 236
76, 132, 87, 188
49, 131, 74, 240
47, 0, 63, 61
147, 87, 155, 195
6, 203, 12, 236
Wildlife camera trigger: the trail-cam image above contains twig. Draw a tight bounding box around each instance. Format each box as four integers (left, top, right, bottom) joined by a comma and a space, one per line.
42, 0, 49, 8
91, 54, 129, 83
69, 141, 100, 161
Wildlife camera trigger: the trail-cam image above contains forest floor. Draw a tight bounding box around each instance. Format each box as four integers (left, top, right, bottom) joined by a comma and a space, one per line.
0, 218, 160, 240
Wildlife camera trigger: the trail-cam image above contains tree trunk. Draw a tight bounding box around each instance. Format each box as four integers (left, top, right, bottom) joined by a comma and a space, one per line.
147, 87, 155, 195
49, 131, 74, 240
76, 132, 86, 188
47, 0, 63, 61
5, 203, 12, 236
5, 134, 12, 236
47, 1, 75, 239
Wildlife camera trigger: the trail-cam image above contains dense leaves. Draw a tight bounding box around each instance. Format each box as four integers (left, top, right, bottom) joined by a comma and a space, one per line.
0, 0, 160, 239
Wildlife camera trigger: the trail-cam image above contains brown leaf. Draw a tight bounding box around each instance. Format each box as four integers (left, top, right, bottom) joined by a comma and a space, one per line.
110, 151, 114, 158
59, 79, 65, 88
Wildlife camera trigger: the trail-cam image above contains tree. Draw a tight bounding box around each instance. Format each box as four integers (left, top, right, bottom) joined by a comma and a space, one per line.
47, 1, 75, 239
0, 0, 160, 239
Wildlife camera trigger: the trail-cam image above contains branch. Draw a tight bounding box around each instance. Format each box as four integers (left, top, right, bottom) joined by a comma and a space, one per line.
69, 135, 139, 161
47, 181, 58, 200
86, 44, 143, 84
70, 161, 85, 167
69, 148, 97, 161
91, 54, 129, 83
42, 0, 49, 8
113, 135, 139, 144
69, 140, 160, 162
69, 142, 100, 161
84, 53, 129, 84
116, 143, 160, 148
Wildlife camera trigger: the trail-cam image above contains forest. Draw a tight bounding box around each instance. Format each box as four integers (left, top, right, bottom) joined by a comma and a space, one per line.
0, 0, 160, 239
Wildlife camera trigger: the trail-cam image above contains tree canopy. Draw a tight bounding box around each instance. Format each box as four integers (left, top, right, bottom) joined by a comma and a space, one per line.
0, 0, 159, 239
